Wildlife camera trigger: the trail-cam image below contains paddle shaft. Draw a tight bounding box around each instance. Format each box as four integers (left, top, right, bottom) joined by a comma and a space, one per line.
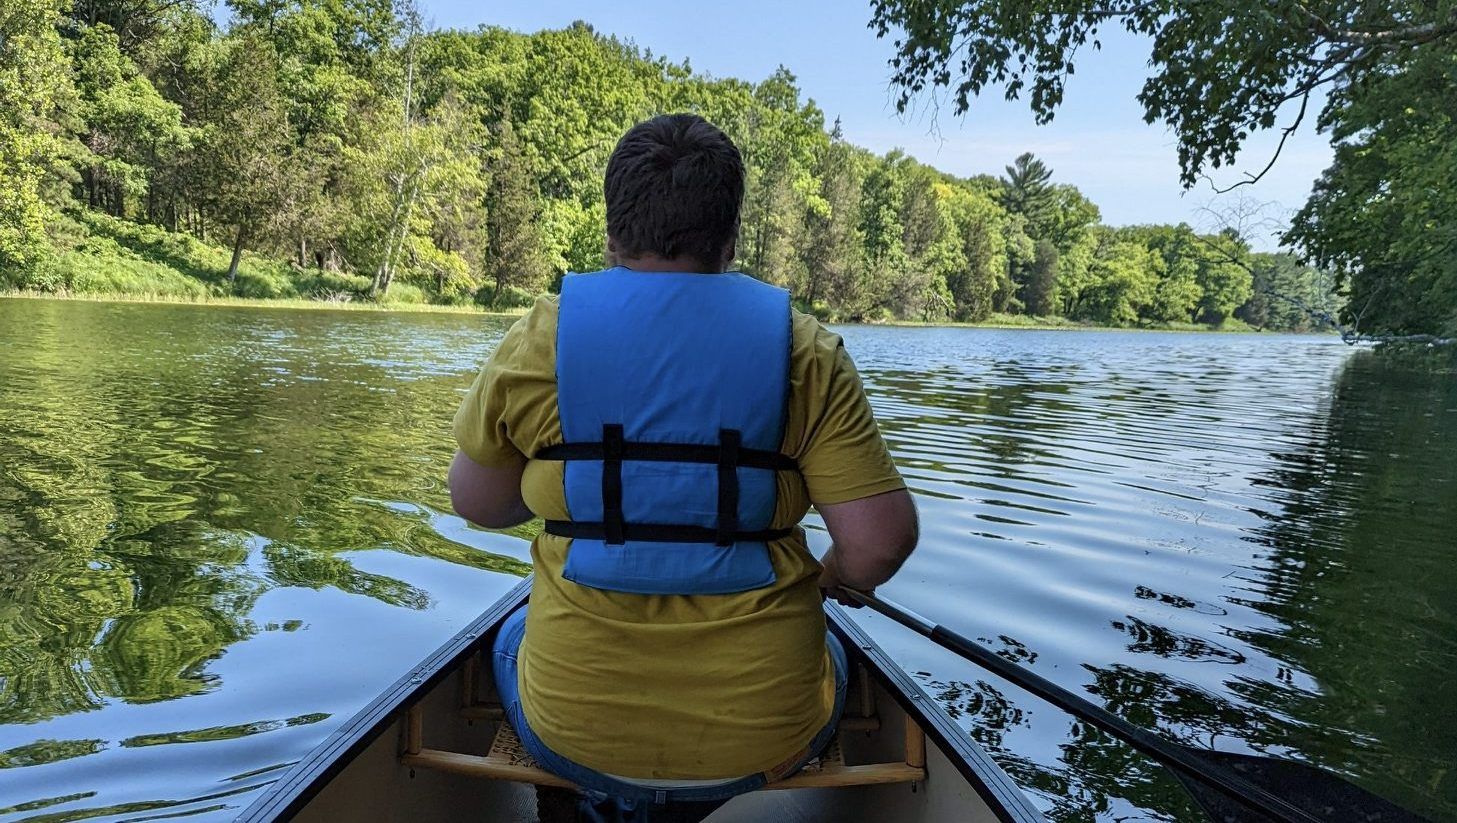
842, 589, 1320, 823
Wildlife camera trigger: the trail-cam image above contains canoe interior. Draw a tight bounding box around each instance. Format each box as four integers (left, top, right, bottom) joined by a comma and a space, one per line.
238, 577, 1045, 823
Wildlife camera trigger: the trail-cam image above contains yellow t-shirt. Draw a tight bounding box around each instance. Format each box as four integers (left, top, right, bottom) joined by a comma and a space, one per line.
453, 293, 904, 779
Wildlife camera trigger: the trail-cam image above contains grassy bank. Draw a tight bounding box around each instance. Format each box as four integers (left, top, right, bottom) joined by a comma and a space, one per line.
3, 211, 530, 313
0, 290, 522, 315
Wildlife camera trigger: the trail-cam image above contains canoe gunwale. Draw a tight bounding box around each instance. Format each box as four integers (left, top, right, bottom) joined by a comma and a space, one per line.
237, 575, 1045, 822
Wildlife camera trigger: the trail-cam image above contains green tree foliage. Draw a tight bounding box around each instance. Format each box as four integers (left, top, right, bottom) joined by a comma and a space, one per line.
0, 0, 75, 281
1000, 153, 1055, 234
868, 0, 1457, 336
797, 123, 865, 312
1238, 253, 1342, 332
1287, 47, 1457, 336
1194, 232, 1255, 323
1079, 236, 1160, 326
0, 3, 1329, 330
68, 24, 188, 219
481, 120, 550, 305
939, 181, 1009, 321
198, 33, 301, 285
1026, 239, 1058, 316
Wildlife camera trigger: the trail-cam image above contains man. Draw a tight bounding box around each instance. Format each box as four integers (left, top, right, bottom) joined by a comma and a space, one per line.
449, 113, 917, 819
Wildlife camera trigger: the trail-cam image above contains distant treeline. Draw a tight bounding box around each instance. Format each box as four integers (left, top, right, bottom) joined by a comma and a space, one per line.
0, 0, 1338, 329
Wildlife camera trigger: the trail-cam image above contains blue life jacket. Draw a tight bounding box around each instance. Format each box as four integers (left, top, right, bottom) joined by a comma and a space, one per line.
538, 267, 798, 596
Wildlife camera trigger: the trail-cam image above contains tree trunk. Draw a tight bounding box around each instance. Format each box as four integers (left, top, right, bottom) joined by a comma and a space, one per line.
228, 226, 247, 285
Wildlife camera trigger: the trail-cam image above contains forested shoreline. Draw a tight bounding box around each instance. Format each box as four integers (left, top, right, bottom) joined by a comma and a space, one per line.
1, 1, 1339, 330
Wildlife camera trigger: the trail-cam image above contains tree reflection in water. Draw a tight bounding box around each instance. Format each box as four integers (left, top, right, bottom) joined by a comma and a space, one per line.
0, 300, 527, 771
903, 348, 1456, 821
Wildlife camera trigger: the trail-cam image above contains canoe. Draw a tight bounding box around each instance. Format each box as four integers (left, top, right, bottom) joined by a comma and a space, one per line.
237, 577, 1047, 822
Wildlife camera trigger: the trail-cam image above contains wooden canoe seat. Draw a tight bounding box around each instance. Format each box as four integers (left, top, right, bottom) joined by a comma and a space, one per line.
402, 716, 925, 791
400, 661, 926, 792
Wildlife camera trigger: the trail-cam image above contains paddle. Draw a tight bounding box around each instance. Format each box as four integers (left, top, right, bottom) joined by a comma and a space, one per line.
838, 588, 1429, 823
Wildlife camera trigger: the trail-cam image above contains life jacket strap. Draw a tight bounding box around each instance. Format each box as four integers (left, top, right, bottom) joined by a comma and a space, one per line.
716, 429, 740, 546
601, 424, 626, 545
537, 425, 797, 547
535, 441, 798, 471
543, 521, 796, 543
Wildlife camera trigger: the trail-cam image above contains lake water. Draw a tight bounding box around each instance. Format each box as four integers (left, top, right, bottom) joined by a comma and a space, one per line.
0, 297, 1452, 822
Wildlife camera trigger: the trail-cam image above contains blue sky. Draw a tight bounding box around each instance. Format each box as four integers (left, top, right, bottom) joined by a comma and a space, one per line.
420, 0, 1331, 250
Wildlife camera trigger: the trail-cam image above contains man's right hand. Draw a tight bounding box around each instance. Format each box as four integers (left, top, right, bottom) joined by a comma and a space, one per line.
817, 546, 873, 608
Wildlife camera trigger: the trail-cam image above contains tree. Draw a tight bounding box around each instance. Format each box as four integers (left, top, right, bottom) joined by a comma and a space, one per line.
798, 124, 865, 311
69, 0, 204, 53
1286, 46, 1457, 337
481, 120, 549, 305
739, 67, 825, 286
1238, 253, 1341, 332
999, 152, 1055, 232
0, 0, 75, 282
940, 181, 1009, 321
851, 154, 909, 318
198, 34, 299, 285
1026, 239, 1058, 316
1044, 184, 1100, 254
1076, 234, 1160, 326
1119, 224, 1204, 323
1195, 231, 1254, 323
1055, 230, 1099, 318
68, 24, 189, 219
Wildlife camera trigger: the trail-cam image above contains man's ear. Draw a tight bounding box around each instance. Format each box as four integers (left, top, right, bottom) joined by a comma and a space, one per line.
722, 240, 736, 269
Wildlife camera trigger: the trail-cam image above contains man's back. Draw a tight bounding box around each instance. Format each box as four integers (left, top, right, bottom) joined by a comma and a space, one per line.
453, 290, 904, 779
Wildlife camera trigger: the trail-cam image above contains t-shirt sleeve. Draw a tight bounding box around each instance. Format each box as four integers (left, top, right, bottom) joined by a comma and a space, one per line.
794, 318, 906, 506
453, 298, 557, 467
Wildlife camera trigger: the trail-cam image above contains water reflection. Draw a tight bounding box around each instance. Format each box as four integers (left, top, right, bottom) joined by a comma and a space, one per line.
0, 303, 1452, 822
0, 299, 528, 820
836, 327, 1454, 821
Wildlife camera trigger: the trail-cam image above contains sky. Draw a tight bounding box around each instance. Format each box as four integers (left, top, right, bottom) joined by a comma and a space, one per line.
419, 0, 1333, 250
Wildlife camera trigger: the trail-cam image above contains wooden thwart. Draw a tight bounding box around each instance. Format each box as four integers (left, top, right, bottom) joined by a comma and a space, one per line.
403, 698, 927, 792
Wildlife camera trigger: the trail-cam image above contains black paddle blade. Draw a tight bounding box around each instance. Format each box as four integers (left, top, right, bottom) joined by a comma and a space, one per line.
1174, 748, 1430, 823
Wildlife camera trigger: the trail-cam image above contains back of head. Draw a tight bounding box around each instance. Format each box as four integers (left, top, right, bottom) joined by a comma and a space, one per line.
604, 114, 745, 272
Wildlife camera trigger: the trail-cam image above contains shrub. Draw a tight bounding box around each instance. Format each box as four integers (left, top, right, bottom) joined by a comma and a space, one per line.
378, 282, 427, 304
473, 283, 536, 310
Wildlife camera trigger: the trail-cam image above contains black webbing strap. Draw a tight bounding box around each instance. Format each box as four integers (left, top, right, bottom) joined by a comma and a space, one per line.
543, 521, 794, 543
716, 429, 740, 546
601, 424, 625, 545
543, 425, 794, 547
535, 441, 797, 471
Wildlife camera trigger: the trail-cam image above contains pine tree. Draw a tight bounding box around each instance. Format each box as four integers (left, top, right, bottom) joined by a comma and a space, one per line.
999, 153, 1055, 232
482, 120, 550, 306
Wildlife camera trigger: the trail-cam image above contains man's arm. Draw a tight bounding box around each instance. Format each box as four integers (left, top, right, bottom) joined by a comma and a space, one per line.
448, 450, 534, 529
815, 489, 919, 592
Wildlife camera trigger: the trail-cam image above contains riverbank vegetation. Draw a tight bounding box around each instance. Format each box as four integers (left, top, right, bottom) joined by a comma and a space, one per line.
2, 0, 1340, 330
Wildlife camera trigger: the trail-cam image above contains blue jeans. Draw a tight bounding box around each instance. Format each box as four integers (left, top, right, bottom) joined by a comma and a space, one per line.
491, 605, 848, 806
